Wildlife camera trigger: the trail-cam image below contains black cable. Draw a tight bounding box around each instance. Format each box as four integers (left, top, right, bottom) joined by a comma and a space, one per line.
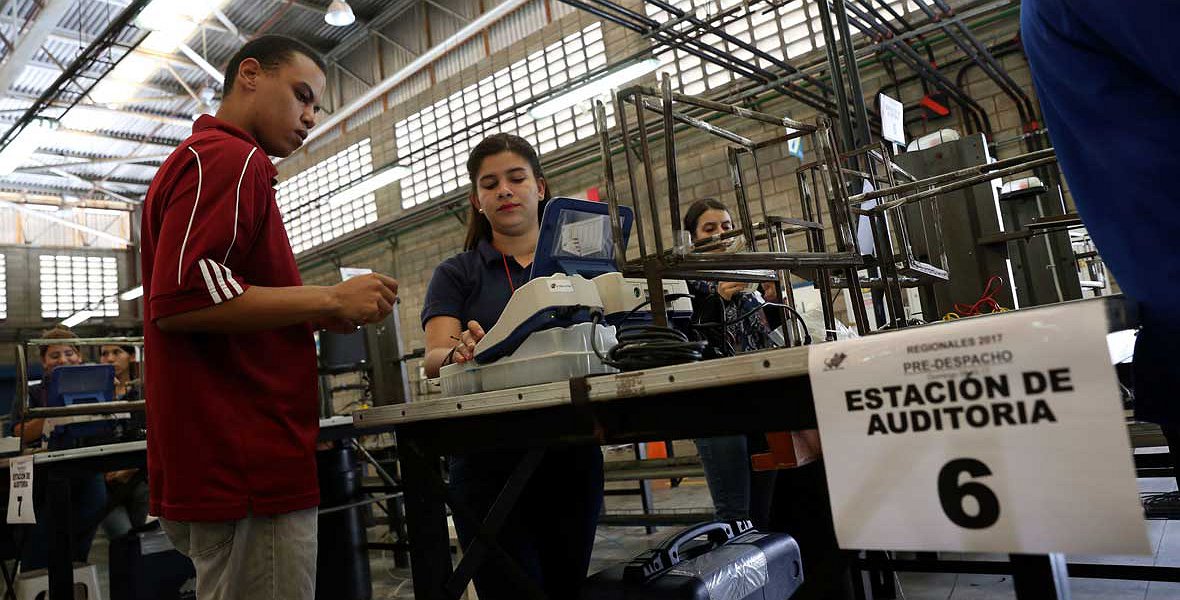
590, 294, 706, 372
692, 300, 814, 346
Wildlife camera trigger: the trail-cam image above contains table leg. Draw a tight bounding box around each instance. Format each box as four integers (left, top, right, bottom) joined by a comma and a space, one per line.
1011, 553, 1070, 600
400, 438, 454, 600
46, 473, 73, 600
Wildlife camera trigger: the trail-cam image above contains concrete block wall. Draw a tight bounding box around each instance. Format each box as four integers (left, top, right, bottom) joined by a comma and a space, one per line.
281, 9, 1052, 400
0, 245, 141, 343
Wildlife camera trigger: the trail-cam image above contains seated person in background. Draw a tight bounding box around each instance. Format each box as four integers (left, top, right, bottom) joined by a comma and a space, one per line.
9, 326, 108, 572
684, 198, 850, 600
9, 326, 83, 444
99, 344, 138, 400
99, 344, 149, 540
683, 198, 779, 530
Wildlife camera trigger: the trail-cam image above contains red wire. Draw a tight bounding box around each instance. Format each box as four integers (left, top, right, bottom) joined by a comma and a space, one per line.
502, 254, 515, 293
953, 276, 1006, 316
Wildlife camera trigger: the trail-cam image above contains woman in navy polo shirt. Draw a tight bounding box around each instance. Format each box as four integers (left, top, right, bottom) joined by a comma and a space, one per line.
421, 133, 605, 599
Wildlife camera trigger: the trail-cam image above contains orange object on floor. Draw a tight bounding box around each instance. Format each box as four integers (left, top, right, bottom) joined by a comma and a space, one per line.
751, 430, 822, 471
645, 441, 668, 459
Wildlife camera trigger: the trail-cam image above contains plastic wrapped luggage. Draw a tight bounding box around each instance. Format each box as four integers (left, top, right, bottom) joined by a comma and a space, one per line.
583, 520, 803, 600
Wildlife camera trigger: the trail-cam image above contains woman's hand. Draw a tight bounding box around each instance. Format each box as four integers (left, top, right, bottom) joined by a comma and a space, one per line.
717, 281, 747, 302
449, 320, 486, 365
760, 283, 781, 303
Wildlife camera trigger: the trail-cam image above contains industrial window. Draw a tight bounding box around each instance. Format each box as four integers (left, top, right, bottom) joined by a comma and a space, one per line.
0, 254, 7, 320
648, 0, 915, 95
275, 138, 378, 254
39, 255, 119, 319
396, 23, 611, 209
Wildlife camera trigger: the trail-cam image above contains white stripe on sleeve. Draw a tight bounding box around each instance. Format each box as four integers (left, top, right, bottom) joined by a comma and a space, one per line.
205, 259, 235, 300
197, 259, 223, 304
218, 262, 245, 296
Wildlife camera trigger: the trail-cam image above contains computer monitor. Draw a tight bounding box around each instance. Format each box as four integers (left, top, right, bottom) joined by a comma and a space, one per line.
319, 329, 368, 373
530, 197, 634, 280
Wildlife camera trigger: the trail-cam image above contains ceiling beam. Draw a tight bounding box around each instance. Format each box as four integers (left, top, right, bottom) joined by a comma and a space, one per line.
0, 116, 185, 149
424, 0, 471, 24
0, 199, 131, 245
0, 14, 199, 71
18, 152, 168, 174
1, 89, 195, 127
12, 60, 192, 98
0, 0, 75, 94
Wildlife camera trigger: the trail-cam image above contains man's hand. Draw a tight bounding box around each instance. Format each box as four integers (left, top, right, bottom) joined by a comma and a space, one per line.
449, 321, 486, 365
329, 273, 399, 325
717, 281, 747, 302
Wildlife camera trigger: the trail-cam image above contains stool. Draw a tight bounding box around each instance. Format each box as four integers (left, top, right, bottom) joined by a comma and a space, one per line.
16, 563, 101, 600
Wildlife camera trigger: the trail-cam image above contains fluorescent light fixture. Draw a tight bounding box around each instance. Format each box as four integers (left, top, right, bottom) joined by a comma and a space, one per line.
61, 309, 96, 328
528, 58, 661, 120
325, 0, 356, 26
135, 0, 229, 51
120, 286, 144, 301
0, 120, 55, 176
327, 164, 411, 207
60, 105, 121, 133
141, 29, 192, 53
89, 80, 138, 105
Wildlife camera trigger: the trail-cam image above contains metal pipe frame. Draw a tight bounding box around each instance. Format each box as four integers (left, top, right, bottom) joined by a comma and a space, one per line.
593, 100, 628, 271
615, 91, 649, 258
849, 149, 1057, 205
559, 0, 836, 113
603, 91, 868, 339
840, 1, 994, 137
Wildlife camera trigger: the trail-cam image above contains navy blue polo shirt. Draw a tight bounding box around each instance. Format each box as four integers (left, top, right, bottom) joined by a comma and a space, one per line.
1023, 0, 1179, 424
422, 238, 531, 331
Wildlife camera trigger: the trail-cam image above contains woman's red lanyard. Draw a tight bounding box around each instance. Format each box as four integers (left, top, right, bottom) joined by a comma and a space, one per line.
502, 253, 516, 293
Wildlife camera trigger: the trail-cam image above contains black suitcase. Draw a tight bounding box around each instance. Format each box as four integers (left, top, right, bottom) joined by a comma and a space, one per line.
583, 520, 803, 599
108, 521, 196, 600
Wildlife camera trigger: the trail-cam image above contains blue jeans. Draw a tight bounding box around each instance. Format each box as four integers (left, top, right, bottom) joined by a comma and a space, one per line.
448, 445, 604, 600
695, 436, 751, 521
695, 436, 776, 529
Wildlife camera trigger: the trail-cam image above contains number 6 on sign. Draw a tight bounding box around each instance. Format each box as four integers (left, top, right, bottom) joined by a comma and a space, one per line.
807, 300, 1149, 554
938, 459, 1000, 529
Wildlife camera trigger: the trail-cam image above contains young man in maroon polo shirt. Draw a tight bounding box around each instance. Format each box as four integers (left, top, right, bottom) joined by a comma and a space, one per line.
141, 35, 399, 599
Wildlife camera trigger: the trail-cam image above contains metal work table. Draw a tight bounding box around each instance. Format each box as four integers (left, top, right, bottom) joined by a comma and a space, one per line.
0, 415, 395, 600
357, 295, 1159, 600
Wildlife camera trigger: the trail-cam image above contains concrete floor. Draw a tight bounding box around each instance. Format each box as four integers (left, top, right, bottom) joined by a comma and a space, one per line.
8, 460, 1180, 599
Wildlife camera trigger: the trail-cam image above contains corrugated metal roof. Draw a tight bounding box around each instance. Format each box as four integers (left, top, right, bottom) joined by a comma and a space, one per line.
0, 0, 529, 226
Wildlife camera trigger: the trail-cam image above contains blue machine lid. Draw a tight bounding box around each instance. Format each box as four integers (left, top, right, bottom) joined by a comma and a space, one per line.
46, 364, 115, 407
530, 197, 633, 280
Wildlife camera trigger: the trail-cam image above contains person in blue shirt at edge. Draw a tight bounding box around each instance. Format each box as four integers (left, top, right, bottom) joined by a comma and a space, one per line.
7, 326, 108, 572
421, 132, 604, 599
683, 198, 851, 600
1021, 2, 1180, 489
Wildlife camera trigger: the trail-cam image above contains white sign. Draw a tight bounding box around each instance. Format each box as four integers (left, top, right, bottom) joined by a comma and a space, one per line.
7, 455, 35, 524
808, 301, 1148, 555
879, 93, 906, 146
340, 267, 373, 281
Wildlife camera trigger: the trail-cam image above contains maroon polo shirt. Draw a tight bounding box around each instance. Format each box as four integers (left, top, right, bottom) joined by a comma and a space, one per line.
141, 115, 319, 521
